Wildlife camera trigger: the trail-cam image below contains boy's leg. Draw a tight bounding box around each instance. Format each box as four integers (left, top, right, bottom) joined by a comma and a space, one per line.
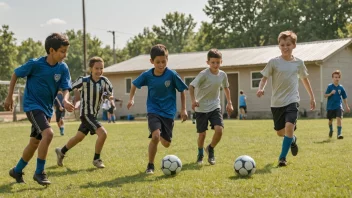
197, 132, 206, 164
195, 112, 207, 164
337, 117, 343, 139
328, 119, 333, 138
327, 110, 334, 137
147, 129, 160, 174
93, 127, 107, 168
206, 109, 224, 165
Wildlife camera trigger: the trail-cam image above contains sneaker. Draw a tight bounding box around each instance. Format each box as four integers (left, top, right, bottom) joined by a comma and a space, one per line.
9, 167, 25, 183
60, 132, 64, 136
329, 131, 333, 138
55, 147, 65, 167
196, 155, 204, 165
205, 145, 216, 165
93, 159, 105, 168
278, 158, 287, 167
337, 135, 344, 139
291, 136, 298, 156
145, 163, 154, 174
33, 171, 51, 186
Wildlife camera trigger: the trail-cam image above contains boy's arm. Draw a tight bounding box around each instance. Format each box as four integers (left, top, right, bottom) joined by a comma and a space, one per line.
224, 87, 234, 114
4, 73, 18, 111
301, 78, 316, 110
189, 85, 199, 111
127, 84, 137, 110
343, 98, 350, 113
180, 91, 188, 122
324, 86, 334, 98
256, 77, 268, 97
62, 89, 75, 112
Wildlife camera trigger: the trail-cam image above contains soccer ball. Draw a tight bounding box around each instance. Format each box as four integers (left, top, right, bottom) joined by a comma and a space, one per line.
234, 155, 256, 177
161, 155, 182, 176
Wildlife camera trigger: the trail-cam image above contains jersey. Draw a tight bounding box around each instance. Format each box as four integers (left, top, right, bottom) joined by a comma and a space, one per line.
14, 56, 71, 117
325, 83, 347, 110
239, 95, 246, 107
190, 68, 229, 113
72, 75, 113, 117
261, 56, 308, 107
133, 67, 188, 119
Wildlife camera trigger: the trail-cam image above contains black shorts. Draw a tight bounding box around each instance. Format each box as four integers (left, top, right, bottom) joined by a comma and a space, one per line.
26, 110, 51, 140
108, 107, 114, 114
78, 115, 102, 135
327, 109, 343, 119
271, 103, 299, 131
195, 108, 224, 133
147, 113, 174, 142
55, 110, 65, 122
239, 106, 247, 113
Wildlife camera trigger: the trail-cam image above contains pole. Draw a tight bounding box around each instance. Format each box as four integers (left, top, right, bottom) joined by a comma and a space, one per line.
108, 30, 116, 64
82, 0, 87, 74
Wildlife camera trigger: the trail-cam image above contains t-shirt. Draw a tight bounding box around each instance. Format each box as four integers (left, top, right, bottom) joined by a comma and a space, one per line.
325, 83, 347, 110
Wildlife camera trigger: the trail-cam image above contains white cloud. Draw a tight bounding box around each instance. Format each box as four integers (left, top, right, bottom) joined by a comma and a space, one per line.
40, 18, 67, 27
0, 2, 10, 9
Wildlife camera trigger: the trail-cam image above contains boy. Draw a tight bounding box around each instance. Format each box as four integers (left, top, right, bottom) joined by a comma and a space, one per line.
4, 33, 73, 185
55, 57, 113, 168
324, 70, 350, 139
189, 48, 233, 165
127, 44, 188, 174
239, 90, 247, 120
257, 30, 316, 167
54, 90, 66, 135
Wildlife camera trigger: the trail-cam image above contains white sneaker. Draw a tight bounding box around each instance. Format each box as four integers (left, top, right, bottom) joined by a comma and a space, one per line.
55, 147, 65, 167
93, 159, 105, 168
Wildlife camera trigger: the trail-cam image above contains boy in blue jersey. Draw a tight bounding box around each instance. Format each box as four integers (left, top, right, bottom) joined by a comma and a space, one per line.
239, 91, 247, 120
55, 57, 113, 169
324, 70, 350, 139
257, 31, 316, 167
4, 33, 74, 185
54, 90, 66, 136
189, 49, 234, 165
127, 44, 188, 174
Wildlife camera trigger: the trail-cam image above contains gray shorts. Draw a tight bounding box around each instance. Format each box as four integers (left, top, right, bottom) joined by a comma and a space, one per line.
195, 108, 224, 133
147, 113, 174, 142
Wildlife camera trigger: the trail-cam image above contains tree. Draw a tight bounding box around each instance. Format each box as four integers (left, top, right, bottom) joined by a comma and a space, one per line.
125, 27, 157, 58
17, 38, 46, 65
0, 25, 17, 80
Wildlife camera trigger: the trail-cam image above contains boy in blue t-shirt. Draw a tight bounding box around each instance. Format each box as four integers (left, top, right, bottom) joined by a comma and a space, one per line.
127, 44, 188, 174
324, 70, 350, 139
4, 33, 74, 185
54, 90, 66, 136
239, 91, 247, 120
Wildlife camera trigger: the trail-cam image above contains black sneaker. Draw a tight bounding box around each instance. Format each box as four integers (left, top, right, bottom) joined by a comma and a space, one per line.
9, 167, 25, 183
291, 136, 298, 156
145, 163, 154, 174
329, 131, 333, 138
278, 158, 287, 167
33, 171, 51, 186
196, 155, 204, 165
205, 145, 216, 165
337, 135, 344, 139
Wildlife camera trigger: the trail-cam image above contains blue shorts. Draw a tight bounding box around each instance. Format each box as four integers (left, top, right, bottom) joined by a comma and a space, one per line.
26, 110, 51, 140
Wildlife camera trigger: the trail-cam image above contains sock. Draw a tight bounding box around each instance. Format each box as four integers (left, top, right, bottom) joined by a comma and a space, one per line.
198, 148, 204, 156
208, 145, 214, 150
337, 126, 342, 136
111, 115, 115, 121
239, 114, 242, 120
14, 158, 28, 173
61, 145, 69, 154
60, 127, 64, 134
94, 153, 100, 160
35, 158, 46, 174
279, 136, 293, 160
329, 124, 333, 132
291, 135, 296, 145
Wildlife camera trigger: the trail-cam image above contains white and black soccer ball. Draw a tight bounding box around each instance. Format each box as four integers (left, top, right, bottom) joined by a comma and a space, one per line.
161, 155, 182, 176
234, 155, 256, 177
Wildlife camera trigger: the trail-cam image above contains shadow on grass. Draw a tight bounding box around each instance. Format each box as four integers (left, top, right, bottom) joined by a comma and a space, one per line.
255, 163, 275, 174
46, 167, 97, 177
313, 139, 333, 144
181, 162, 202, 171
0, 182, 47, 194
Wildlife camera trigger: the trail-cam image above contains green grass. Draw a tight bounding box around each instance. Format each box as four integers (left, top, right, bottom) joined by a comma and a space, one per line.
0, 119, 352, 197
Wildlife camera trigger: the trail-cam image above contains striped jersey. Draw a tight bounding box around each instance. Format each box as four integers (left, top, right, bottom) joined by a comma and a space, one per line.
72, 75, 113, 117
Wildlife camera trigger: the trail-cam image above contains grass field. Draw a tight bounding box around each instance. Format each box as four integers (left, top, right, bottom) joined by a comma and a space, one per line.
0, 119, 352, 197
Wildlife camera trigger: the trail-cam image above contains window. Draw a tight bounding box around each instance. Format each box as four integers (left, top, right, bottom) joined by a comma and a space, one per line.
125, 78, 132, 94
251, 72, 263, 89
184, 77, 195, 87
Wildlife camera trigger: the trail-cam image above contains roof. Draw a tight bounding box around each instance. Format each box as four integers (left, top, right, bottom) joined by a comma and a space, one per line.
104, 38, 352, 74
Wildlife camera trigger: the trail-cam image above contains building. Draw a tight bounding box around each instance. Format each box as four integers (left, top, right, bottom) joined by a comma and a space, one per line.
103, 38, 352, 119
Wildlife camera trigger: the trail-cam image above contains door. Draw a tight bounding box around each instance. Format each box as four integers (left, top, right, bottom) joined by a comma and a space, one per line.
225, 73, 238, 118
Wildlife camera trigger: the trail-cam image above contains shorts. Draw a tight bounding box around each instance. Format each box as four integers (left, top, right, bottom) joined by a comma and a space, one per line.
195, 108, 224, 133
327, 109, 343, 119
271, 103, 299, 131
26, 110, 51, 140
78, 115, 102, 135
55, 110, 65, 122
147, 113, 174, 142
239, 106, 247, 113
108, 107, 114, 114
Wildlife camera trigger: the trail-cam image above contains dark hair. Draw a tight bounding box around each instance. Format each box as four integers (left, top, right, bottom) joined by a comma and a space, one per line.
150, 44, 168, 61
45, 33, 70, 54
332, 70, 341, 78
88, 56, 104, 68
278, 31, 297, 44
207, 48, 222, 60
240, 91, 244, 94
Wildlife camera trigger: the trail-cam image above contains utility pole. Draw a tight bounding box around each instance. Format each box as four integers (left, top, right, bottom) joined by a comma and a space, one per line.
108, 30, 116, 64
82, 0, 87, 74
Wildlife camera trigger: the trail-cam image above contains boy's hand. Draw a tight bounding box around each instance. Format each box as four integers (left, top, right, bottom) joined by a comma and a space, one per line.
226, 103, 234, 115
330, 90, 336, 95
63, 100, 75, 112
346, 106, 350, 113
310, 99, 316, 111
180, 109, 188, 122
127, 100, 134, 110
191, 100, 199, 111
256, 89, 264, 97
4, 96, 13, 111
59, 106, 64, 111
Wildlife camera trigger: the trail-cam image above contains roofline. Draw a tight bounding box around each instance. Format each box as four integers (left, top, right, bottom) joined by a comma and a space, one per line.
322, 39, 352, 62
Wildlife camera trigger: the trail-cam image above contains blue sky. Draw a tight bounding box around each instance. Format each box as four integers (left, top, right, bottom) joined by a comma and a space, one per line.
0, 0, 210, 48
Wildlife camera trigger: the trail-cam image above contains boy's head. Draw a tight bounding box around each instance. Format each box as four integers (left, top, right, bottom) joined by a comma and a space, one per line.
278, 31, 297, 57
150, 44, 168, 75
45, 33, 70, 62
332, 70, 341, 84
88, 56, 104, 78
240, 91, 244, 95
206, 48, 222, 73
